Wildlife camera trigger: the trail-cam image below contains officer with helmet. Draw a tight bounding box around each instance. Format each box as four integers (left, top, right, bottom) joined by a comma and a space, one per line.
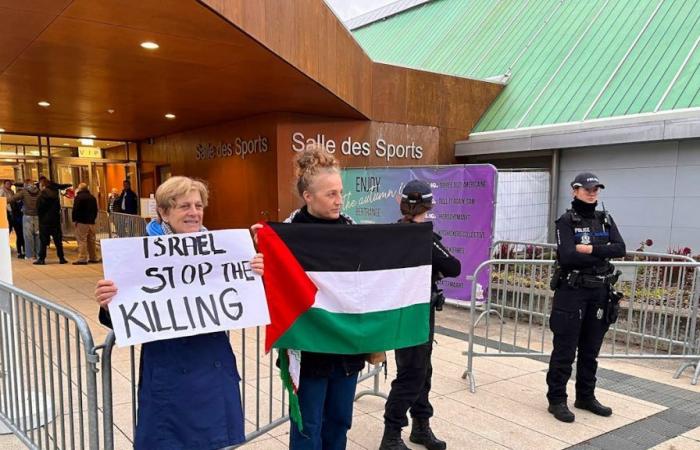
547, 172, 626, 422
380, 180, 461, 450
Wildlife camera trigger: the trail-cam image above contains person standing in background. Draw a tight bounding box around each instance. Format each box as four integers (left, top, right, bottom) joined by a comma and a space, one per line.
9, 193, 24, 259
13, 179, 40, 260
35, 176, 68, 265
72, 183, 99, 265
1, 180, 15, 235
114, 180, 138, 215
107, 187, 119, 213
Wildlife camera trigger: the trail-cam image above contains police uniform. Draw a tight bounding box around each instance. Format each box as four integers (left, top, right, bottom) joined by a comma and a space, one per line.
547, 173, 626, 423
380, 180, 461, 450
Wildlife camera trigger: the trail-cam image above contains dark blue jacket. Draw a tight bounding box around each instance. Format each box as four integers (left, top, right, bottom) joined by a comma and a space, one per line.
114, 188, 138, 215
99, 222, 245, 449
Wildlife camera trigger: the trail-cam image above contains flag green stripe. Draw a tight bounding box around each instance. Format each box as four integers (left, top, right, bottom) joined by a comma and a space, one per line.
273, 303, 430, 354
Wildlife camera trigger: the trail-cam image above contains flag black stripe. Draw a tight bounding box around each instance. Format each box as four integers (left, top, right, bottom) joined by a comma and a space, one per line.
267, 222, 433, 272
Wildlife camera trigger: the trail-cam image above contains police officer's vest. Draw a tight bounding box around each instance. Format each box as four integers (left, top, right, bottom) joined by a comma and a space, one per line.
565, 209, 610, 247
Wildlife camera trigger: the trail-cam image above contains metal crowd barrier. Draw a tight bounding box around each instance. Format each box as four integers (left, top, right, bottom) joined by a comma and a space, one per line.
108, 212, 148, 239
97, 328, 386, 450
463, 247, 700, 393
60, 207, 123, 242
0, 281, 101, 449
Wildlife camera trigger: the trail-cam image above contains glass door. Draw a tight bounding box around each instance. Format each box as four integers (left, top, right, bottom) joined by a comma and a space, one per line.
52, 162, 89, 207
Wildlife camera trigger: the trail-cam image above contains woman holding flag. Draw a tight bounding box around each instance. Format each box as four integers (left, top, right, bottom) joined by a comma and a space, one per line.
94, 176, 264, 450
278, 144, 366, 450
380, 180, 461, 450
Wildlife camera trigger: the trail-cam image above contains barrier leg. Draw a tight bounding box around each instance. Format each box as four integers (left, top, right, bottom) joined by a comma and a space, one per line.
673, 360, 699, 384
354, 364, 388, 401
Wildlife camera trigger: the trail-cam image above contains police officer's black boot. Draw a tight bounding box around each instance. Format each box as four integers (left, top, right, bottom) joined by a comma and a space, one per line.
548, 403, 575, 422
379, 427, 409, 450
409, 418, 446, 450
574, 398, 612, 416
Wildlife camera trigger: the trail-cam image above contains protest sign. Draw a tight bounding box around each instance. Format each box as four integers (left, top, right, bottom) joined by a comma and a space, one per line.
102, 229, 269, 347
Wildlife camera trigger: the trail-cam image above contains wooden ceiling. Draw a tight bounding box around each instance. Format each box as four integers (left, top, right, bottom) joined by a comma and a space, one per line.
0, 0, 365, 140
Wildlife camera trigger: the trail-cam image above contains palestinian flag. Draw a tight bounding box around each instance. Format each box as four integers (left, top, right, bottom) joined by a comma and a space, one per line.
257, 221, 434, 354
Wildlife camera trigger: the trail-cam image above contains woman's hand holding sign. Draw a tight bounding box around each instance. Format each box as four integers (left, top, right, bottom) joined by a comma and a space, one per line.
95, 279, 117, 309
251, 253, 264, 276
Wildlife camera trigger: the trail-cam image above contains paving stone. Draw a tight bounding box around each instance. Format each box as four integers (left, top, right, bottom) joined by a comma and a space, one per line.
656, 409, 700, 429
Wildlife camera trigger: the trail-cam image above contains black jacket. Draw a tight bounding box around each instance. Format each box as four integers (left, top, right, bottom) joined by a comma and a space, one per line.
430, 232, 461, 290
72, 190, 98, 224
114, 188, 138, 215
286, 206, 367, 377
555, 201, 626, 272
36, 184, 62, 228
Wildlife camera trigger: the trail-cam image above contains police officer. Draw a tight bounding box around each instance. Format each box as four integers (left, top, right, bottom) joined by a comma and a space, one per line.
547, 172, 626, 422
380, 180, 461, 450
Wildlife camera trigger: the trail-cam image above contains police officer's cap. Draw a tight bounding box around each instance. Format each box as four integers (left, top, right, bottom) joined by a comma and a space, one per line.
571, 172, 605, 190
401, 180, 433, 205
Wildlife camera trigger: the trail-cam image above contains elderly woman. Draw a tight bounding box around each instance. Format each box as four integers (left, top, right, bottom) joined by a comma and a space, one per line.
95, 176, 263, 450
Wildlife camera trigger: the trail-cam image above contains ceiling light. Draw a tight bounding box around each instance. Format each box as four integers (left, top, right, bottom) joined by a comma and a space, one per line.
38, 101, 50, 107
165, 113, 176, 119
62, 143, 69, 146
140, 41, 159, 50
0, 128, 4, 133
79, 138, 94, 146
107, 109, 115, 114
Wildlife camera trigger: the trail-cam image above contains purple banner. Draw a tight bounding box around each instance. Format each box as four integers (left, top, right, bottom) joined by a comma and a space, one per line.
341, 165, 497, 302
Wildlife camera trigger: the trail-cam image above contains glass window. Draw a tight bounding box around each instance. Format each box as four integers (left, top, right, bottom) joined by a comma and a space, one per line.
50, 146, 78, 157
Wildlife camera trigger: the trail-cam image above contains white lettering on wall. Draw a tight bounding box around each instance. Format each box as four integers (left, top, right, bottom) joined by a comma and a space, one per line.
196, 136, 269, 161
290, 132, 424, 162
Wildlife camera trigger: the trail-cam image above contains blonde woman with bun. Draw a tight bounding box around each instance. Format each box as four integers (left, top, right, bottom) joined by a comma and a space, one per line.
283, 144, 366, 450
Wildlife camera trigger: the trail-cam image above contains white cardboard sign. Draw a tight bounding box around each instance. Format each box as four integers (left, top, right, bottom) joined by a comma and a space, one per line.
102, 229, 270, 347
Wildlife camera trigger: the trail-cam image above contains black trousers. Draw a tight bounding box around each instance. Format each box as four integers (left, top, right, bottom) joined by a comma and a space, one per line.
384, 310, 435, 431
38, 225, 64, 260
546, 285, 610, 405
13, 218, 24, 255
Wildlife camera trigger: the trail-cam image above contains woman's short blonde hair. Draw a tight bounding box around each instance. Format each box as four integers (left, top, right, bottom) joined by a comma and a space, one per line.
155, 176, 208, 212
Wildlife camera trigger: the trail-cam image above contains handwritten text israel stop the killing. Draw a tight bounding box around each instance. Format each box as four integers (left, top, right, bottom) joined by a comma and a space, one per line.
101, 230, 270, 347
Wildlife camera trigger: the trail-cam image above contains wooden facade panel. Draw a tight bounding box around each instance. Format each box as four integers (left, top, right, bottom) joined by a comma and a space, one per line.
262, 0, 294, 67
0, 0, 71, 15
371, 63, 503, 133
371, 64, 408, 124
64, 0, 236, 43
0, 8, 55, 72
140, 114, 279, 229
316, 6, 337, 90
204, 0, 373, 118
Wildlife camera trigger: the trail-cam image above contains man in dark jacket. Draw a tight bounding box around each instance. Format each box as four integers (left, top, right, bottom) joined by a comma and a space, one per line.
72, 183, 99, 265
13, 179, 40, 260
114, 180, 138, 215
35, 177, 68, 265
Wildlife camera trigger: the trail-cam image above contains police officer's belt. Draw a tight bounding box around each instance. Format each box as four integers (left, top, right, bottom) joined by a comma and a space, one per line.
564, 270, 618, 289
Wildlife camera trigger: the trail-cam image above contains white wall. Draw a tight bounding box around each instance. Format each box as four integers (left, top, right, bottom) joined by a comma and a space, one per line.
558, 139, 700, 254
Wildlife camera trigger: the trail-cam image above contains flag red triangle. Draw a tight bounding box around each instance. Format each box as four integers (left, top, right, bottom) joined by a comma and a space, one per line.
257, 222, 317, 352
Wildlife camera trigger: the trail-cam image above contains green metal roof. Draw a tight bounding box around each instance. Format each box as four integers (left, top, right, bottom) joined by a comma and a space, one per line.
352, 0, 700, 133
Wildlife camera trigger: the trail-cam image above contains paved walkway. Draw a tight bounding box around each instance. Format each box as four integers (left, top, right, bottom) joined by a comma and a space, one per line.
1, 244, 699, 449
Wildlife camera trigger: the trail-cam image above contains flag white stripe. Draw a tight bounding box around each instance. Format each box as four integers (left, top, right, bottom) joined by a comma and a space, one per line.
306, 265, 432, 314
